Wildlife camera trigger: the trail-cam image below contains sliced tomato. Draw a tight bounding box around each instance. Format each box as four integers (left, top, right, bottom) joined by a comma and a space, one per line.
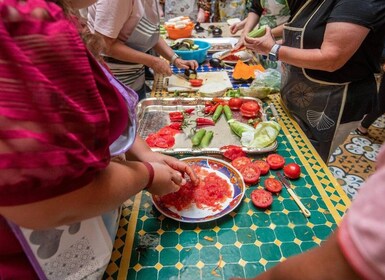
145, 133, 158, 147
240, 101, 260, 118
283, 163, 301, 179
220, 145, 246, 161
264, 178, 283, 193
251, 189, 273, 208
190, 79, 203, 87
228, 98, 243, 110
231, 156, 252, 171
266, 154, 285, 170
154, 134, 175, 148
240, 164, 260, 185
252, 160, 270, 175
158, 126, 180, 136
241, 101, 260, 112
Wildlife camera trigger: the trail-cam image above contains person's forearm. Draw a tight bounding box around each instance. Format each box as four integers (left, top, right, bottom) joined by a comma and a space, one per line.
125, 136, 153, 161
0, 161, 150, 229
271, 24, 284, 39
242, 12, 260, 35
153, 37, 175, 62
100, 33, 157, 67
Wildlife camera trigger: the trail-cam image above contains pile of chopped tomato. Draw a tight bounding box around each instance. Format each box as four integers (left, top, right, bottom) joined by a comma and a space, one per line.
145, 125, 180, 148
159, 165, 232, 211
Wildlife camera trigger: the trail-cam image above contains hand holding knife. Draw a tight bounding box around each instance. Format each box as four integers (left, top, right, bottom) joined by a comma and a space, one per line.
277, 172, 311, 218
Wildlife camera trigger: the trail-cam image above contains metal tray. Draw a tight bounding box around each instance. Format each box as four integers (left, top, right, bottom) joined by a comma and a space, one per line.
137, 97, 279, 155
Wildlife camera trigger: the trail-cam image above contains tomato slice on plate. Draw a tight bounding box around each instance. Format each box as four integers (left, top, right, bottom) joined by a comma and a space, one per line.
266, 154, 285, 170
231, 156, 252, 171
240, 164, 260, 185
252, 160, 270, 175
251, 189, 273, 208
283, 163, 301, 179
264, 178, 283, 193
228, 98, 243, 110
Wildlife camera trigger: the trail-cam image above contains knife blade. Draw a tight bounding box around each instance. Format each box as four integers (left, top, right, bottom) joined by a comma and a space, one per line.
276, 172, 311, 217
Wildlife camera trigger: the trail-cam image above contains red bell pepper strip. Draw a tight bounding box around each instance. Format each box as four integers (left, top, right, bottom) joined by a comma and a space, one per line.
169, 122, 183, 130
170, 115, 184, 122
184, 108, 195, 115
169, 112, 184, 122
208, 103, 220, 115
196, 117, 215, 126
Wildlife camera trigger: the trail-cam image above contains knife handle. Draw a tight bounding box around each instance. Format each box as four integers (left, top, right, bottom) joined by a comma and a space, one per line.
287, 188, 311, 217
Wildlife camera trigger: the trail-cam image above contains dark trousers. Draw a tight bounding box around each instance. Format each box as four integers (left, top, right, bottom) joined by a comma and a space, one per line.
361, 76, 385, 129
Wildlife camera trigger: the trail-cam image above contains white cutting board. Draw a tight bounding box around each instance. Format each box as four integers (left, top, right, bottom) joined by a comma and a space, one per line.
165, 71, 233, 92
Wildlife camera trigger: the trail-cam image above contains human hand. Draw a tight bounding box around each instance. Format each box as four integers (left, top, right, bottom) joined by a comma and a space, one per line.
140, 152, 199, 186
146, 162, 186, 196
150, 57, 172, 76
230, 22, 244, 34
174, 58, 199, 70
244, 26, 275, 56
234, 34, 246, 50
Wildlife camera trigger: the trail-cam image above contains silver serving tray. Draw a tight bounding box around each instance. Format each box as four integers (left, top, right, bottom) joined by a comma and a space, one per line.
137, 97, 279, 155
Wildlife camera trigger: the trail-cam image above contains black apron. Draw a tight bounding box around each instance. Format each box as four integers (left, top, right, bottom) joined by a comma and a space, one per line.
280, 0, 349, 161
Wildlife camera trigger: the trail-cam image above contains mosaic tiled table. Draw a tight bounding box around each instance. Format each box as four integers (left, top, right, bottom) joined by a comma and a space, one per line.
103, 63, 351, 280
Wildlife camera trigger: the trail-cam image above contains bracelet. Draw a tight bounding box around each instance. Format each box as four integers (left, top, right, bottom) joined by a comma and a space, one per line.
142, 162, 154, 190
170, 53, 180, 65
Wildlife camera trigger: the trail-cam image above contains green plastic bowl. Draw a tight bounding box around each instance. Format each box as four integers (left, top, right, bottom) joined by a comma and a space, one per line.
174, 40, 211, 64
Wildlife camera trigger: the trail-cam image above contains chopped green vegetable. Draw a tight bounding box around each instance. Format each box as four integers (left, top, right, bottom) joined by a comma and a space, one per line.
192, 129, 206, 146
228, 119, 255, 138
242, 121, 281, 148
200, 131, 214, 148
248, 26, 266, 38
223, 105, 233, 120
212, 104, 223, 122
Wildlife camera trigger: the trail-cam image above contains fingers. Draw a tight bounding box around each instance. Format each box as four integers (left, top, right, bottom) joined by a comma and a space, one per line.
170, 171, 186, 186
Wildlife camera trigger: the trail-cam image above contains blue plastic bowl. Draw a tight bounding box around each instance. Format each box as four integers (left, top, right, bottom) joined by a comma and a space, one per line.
174, 40, 211, 64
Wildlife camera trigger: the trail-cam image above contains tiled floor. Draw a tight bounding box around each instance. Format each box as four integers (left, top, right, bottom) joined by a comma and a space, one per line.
328, 115, 385, 200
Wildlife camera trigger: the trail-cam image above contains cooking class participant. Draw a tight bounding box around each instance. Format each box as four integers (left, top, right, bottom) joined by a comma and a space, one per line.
86, 0, 199, 100
0, 0, 199, 278
231, 142, 385, 279
231, 0, 291, 45
243, 0, 385, 161
161, 0, 210, 23
210, 0, 248, 23
356, 44, 385, 136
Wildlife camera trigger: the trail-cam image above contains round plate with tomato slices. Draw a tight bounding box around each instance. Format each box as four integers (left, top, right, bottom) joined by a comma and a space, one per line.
152, 156, 245, 223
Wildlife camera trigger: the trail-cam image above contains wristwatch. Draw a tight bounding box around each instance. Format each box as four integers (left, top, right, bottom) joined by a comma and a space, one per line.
170, 53, 180, 65
268, 44, 281, 61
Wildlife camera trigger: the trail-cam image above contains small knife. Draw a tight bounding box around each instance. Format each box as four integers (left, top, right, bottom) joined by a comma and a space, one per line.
276, 172, 311, 218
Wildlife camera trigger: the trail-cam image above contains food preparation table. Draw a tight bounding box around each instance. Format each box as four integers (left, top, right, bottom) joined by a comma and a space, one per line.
103, 52, 351, 280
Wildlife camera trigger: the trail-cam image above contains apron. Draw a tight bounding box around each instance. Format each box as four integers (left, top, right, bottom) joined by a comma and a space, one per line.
280, 0, 349, 161
213, 0, 247, 22
106, 0, 160, 95
164, 0, 199, 22
259, 0, 290, 29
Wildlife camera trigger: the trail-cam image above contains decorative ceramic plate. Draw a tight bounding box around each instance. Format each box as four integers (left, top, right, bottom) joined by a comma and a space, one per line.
212, 50, 253, 64
152, 157, 245, 223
